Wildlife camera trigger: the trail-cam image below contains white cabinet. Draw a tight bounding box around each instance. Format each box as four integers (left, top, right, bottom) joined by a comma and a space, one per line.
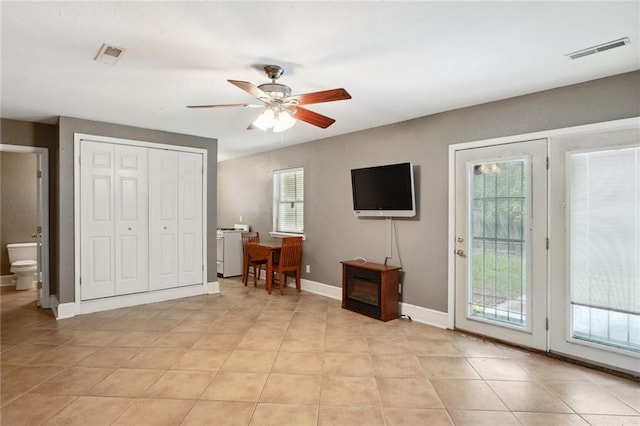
80, 141, 203, 301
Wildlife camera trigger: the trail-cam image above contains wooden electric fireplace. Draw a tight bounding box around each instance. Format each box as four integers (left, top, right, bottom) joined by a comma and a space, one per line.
341, 260, 400, 321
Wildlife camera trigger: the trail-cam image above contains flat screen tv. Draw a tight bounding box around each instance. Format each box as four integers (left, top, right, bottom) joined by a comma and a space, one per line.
351, 162, 416, 217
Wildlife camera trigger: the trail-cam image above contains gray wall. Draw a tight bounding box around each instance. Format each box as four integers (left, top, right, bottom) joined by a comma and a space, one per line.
0, 152, 38, 275
58, 117, 218, 304
218, 70, 640, 313
0, 119, 59, 294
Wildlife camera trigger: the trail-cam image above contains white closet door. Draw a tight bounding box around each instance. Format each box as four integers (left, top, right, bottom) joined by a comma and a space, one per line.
149, 149, 179, 290
80, 141, 115, 300
114, 145, 149, 295
178, 152, 203, 286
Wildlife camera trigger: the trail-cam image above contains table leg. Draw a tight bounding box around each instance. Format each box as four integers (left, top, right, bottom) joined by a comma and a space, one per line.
266, 252, 273, 294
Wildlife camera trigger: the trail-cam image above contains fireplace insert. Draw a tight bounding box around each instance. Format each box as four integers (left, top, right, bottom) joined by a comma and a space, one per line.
344, 266, 381, 318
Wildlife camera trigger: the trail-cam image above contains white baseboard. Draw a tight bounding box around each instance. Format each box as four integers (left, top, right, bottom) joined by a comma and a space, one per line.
57, 302, 77, 320
398, 301, 449, 329
204, 281, 220, 294
50, 294, 59, 317
78, 284, 214, 315
1, 274, 15, 287
50, 294, 76, 320
297, 279, 449, 329
299, 278, 342, 300
52, 276, 448, 327
52, 283, 220, 319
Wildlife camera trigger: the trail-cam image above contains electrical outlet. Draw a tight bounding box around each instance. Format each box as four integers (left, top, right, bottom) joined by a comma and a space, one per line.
239, 215, 242, 222
305, 265, 310, 273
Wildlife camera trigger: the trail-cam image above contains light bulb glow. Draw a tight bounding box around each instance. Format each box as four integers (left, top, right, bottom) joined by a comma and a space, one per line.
252, 107, 296, 132
273, 110, 296, 132
252, 108, 275, 130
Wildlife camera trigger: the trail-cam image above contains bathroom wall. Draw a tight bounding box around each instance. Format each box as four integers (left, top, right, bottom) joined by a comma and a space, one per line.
1, 152, 38, 275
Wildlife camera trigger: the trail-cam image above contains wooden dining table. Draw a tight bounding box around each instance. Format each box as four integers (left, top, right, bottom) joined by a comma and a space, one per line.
246, 240, 281, 294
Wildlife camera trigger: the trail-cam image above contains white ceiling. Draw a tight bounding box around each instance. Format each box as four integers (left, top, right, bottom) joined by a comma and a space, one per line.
1, 2, 638, 161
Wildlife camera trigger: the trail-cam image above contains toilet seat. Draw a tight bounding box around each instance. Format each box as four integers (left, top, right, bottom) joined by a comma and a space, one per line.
11, 260, 37, 272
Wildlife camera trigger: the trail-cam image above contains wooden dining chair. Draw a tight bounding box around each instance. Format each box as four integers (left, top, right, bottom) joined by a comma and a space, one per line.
245, 243, 271, 288
272, 236, 303, 295
241, 232, 267, 286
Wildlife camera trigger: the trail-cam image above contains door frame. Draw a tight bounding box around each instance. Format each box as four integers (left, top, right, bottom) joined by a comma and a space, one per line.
448, 117, 640, 332
73, 133, 208, 315
0, 144, 50, 308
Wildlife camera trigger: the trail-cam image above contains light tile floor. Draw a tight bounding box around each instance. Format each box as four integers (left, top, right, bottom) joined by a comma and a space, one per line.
1, 278, 638, 425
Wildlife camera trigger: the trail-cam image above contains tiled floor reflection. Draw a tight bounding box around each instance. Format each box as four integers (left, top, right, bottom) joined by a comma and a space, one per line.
1, 279, 638, 425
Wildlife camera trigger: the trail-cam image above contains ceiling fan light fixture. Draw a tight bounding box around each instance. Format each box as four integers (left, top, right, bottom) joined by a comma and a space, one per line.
252, 107, 296, 132
252, 108, 275, 131
273, 110, 296, 133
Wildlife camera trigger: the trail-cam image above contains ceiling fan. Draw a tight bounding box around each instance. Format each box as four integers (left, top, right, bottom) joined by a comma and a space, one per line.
187, 65, 351, 132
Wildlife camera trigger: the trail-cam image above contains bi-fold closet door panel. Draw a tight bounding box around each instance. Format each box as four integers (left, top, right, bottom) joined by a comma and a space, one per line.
81, 142, 204, 301
149, 149, 179, 290
115, 145, 149, 295
80, 141, 149, 300
148, 149, 204, 290
178, 152, 203, 287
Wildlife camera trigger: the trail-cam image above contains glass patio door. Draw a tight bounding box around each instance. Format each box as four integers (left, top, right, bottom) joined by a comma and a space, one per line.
454, 139, 548, 350
549, 127, 639, 374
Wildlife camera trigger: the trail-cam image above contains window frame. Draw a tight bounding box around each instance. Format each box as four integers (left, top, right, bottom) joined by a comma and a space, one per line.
271, 167, 305, 239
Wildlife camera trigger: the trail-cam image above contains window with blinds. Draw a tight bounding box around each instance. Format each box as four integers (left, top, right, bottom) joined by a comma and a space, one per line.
569, 146, 639, 352
273, 167, 304, 234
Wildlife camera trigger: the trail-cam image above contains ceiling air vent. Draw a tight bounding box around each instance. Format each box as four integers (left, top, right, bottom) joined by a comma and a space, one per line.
566, 37, 630, 60
94, 43, 126, 65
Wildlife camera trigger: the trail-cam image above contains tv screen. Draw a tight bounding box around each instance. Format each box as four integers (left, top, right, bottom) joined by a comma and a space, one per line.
351, 162, 416, 217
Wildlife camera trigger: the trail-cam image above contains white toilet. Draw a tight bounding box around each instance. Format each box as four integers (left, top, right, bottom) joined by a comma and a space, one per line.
7, 242, 37, 290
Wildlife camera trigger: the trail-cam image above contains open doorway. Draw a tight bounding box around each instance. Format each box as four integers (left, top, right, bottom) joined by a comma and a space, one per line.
0, 145, 50, 308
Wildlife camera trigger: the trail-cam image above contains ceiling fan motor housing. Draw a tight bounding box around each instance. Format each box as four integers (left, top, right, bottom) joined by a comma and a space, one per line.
258, 83, 291, 99
264, 65, 284, 80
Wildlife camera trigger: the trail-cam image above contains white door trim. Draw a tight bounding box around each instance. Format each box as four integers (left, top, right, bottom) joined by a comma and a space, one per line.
448, 117, 640, 329
0, 144, 50, 309
73, 133, 207, 315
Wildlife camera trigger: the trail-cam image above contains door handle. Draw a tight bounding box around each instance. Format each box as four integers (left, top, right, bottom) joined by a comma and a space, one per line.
456, 249, 467, 258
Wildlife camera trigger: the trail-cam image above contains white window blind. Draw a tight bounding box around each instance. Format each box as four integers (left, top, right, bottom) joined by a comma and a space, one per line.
274, 168, 304, 234
569, 147, 639, 316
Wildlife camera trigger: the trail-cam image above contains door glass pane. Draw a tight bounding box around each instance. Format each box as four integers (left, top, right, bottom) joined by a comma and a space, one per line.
569, 147, 639, 352
469, 159, 528, 328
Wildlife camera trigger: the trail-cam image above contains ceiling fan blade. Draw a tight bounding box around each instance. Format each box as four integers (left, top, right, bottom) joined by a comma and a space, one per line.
285, 88, 351, 105
228, 80, 272, 102
187, 103, 262, 109
292, 106, 336, 129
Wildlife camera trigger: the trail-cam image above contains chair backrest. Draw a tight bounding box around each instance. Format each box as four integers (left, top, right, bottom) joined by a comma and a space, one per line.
242, 232, 260, 244
241, 232, 260, 257
279, 237, 303, 268
246, 243, 271, 262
